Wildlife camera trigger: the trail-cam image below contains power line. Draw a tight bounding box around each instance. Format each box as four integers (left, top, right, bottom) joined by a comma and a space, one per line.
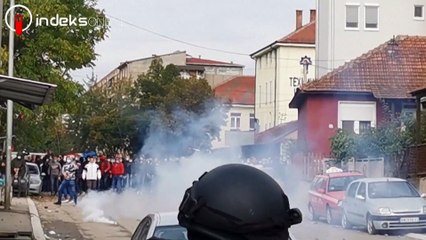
107, 14, 353, 63
107, 14, 249, 57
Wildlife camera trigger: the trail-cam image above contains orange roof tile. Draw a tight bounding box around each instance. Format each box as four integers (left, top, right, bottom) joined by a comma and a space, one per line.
214, 76, 255, 105
290, 36, 426, 107
277, 21, 316, 45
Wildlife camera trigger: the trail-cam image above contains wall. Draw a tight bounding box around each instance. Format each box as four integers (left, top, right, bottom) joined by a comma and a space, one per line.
211, 104, 254, 149
127, 52, 187, 82
300, 94, 381, 155
255, 44, 315, 133
205, 66, 243, 88
316, 0, 426, 78
276, 45, 316, 125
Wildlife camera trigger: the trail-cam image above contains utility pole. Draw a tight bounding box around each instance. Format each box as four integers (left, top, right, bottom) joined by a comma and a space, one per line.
300, 56, 312, 85
0, 0, 4, 68
5, 0, 15, 210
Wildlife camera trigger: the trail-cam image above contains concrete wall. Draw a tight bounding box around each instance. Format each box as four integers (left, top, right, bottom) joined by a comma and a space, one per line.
316, 0, 426, 78
205, 66, 243, 88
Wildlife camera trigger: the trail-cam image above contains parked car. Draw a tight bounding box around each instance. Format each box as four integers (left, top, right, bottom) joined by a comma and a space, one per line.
308, 171, 364, 224
131, 212, 297, 239
340, 178, 426, 235
26, 162, 42, 195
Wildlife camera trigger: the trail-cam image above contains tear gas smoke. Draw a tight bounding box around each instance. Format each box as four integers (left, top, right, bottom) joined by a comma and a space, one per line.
78, 102, 309, 231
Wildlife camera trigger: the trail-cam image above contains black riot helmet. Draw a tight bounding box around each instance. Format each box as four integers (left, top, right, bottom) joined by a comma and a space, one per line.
178, 164, 302, 240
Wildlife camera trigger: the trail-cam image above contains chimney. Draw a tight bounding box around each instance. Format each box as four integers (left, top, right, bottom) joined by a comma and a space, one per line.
310, 9, 316, 22
296, 10, 303, 30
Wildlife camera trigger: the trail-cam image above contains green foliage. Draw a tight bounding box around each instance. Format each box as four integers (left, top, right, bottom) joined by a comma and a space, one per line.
67, 59, 226, 157
330, 102, 421, 167
2, 0, 109, 153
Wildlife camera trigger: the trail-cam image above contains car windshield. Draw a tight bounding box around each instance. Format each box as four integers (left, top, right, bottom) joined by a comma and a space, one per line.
27, 165, 39, 175
153, 225, 187, 240
328, 176, 363, 192
368, 181, 420, 198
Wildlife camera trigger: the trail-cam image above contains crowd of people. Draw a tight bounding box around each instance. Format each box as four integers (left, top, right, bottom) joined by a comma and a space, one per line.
0, 150, 159, 206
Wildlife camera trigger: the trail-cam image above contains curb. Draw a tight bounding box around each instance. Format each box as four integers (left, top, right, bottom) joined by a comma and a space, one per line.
27, 197, 46, 240
406, 233, 426, 240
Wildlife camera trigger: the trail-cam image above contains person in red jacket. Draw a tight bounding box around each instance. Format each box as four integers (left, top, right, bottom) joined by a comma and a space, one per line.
111, 155, 125, 193
100, 156, 111, 190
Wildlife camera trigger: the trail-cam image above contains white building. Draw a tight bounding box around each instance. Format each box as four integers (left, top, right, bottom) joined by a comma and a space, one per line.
211, 76, 255, 149
251, 10, 316, 133
316, 0, 426, 78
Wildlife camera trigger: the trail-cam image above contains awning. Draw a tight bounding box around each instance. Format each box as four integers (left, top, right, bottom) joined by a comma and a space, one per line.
0, 75, 57, 110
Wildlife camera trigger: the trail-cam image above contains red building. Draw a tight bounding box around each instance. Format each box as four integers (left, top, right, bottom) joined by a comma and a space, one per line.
289, 36, 426, 156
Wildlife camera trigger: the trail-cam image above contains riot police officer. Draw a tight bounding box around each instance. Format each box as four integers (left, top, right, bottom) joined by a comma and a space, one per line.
148, 163, 302, 240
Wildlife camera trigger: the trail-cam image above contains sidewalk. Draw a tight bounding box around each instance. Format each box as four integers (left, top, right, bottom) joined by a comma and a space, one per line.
0, 197, 45, 240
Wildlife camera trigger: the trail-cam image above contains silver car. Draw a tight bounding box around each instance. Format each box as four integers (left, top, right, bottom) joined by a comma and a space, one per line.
340, 177, 426, 234
26, 162, 42, 195
131, 212, 297, 239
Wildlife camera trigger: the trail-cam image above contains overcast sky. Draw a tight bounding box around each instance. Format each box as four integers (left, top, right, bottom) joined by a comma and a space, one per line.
71, 0, 315, 83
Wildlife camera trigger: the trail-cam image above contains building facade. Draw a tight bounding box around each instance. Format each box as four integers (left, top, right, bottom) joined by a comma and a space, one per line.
316, 0, 426, 78
251, 10, 316, 133
211, 76, 255, 149
290, 36, 425, 155
93, 51, 244, 92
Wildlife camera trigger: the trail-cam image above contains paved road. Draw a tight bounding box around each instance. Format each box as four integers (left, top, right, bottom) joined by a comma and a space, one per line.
33, 195, 131, 240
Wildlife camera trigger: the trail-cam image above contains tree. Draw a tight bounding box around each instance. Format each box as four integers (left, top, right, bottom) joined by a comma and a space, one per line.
131, 59, 226, 157
2, 1, 109, 152
330, 101, 422, 175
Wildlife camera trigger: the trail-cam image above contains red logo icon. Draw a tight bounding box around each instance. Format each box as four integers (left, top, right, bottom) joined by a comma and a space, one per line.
14, 14, 23, 35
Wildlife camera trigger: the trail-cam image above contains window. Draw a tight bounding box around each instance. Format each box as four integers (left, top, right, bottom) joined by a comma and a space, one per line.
265, 82, 268, 105
359, 121, 371, 133
365, 5, 379, 29
230, 113, 241, 130
259, 85, 262, 107
368, 181, 420, 199
346, 5, 359, 29
342, 120, 355, 134
269, 81, 273, 103
415, 5, 424, 19
249, 113, 255, 130
313, 177, 326, 191
131, 217, 152, 240
347, 182, 360, 198
328, 176, 363, 192
357, 182, 366, 198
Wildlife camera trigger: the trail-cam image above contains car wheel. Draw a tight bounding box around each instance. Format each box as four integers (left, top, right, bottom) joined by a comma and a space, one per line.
308, 204, 319, 221
367, 214, 377, 235
341, 212, 352, 229
326, 206, 334, 225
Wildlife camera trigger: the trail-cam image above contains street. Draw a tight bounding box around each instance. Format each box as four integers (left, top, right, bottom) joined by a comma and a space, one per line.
30, 179, 423, 240
33, 195, 131, 240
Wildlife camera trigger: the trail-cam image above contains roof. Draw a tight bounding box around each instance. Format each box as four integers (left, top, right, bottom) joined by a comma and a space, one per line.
214, 76, 255, 105
186, 57, 244, 67
411, 86, 426, 97
250, 21, 315, 57
277, 21, 316, 45
325, 171, 364, 178
0, 75, 57, 110
354, 177, 406, 183
290, 36, 426, 108
255, 121, 298, 144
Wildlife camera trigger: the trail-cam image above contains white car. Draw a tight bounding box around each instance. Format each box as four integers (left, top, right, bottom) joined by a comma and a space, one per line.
341, 177, 426, 234
26, 162, 42, 195
131, 212, 297, 240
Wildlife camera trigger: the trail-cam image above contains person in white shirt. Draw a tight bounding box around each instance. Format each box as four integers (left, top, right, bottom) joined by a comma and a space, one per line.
82, 157, 101, 191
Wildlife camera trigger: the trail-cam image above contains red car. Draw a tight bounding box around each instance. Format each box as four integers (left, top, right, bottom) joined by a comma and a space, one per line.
308, 171, 364, 225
